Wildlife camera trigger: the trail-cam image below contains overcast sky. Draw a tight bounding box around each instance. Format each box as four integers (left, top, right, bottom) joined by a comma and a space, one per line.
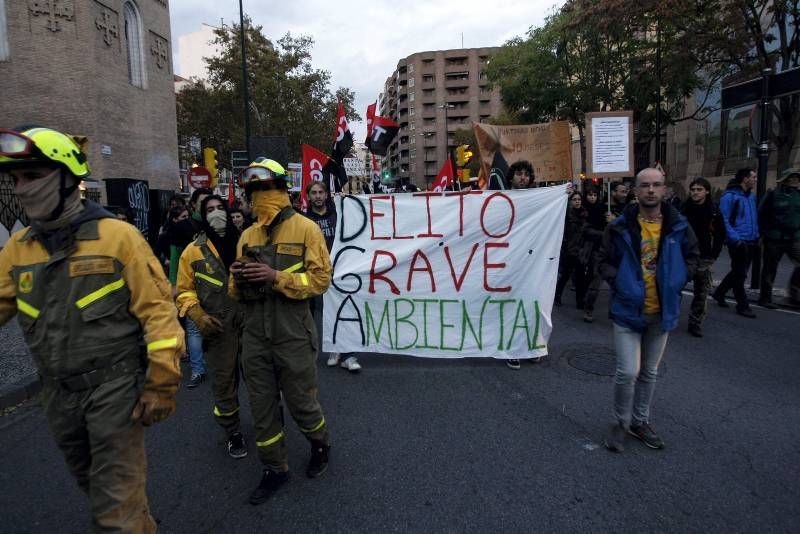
169, 0, 562, 140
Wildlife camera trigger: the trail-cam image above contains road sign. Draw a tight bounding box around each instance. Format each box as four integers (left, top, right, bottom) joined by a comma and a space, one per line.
187, 166, 211, 189
721, 67, 800, 109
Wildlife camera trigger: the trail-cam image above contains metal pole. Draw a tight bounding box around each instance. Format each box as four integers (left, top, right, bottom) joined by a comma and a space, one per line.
654, 18, 662, 164
751, 67, 772, 290
239, 0, 252, 161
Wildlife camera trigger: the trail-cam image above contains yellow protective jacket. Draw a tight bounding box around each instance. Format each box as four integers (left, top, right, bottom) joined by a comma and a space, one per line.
229, 207, 332, 301
176, 233, 236, 319
0, 216, 183, 395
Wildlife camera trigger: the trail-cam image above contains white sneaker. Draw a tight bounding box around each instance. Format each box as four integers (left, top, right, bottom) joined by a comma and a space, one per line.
326, 353, 341, 367
340, 356, 362, 373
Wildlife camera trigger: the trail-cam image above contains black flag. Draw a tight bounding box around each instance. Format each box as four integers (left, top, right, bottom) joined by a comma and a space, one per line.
331, 99, 354, 163
487, 150, 510, 190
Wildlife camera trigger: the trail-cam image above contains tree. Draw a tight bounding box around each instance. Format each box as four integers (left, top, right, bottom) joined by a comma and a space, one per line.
176, 18, 360, 166
487, 1, 720, 172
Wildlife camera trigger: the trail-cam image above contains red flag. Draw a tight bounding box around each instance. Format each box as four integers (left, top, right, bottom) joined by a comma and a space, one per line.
227, 178, 236, 207
302, 144, 333, 210
477, 166, 487, 190
365, 102, 377, 141
431, 158, 454, 192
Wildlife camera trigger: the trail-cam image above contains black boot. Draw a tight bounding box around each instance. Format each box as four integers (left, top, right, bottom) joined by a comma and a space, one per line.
249, 469, 289, 505
306, 440, 330, 478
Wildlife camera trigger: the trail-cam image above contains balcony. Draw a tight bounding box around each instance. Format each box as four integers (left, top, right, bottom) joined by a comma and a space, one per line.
445, 78, 470, 89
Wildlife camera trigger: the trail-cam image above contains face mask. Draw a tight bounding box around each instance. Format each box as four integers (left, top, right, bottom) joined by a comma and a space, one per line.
250, 189, 289, 224
206, 209, 228, 237
14, 167, 83, 227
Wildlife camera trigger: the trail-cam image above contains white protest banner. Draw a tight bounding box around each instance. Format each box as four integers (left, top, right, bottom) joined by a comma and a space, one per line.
322, 185, 568, 358
344, 158, 366, 177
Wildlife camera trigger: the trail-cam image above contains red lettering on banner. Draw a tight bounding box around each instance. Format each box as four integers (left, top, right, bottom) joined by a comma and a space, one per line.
483, 242, 511, 292
412, 192, 443, 238
391, 195, 414, 239
445, 190, 483, 236
480, 192, 515, 238
369, 195, 391, 240
444, 243, 479, 292
369, 250, 400, 294
406, 250, 436, 292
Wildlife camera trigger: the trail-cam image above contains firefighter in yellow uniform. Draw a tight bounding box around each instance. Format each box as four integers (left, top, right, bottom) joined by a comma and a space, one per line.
0, 127, 183, 533
229, 158, 332, 506
176, 194, 247, 458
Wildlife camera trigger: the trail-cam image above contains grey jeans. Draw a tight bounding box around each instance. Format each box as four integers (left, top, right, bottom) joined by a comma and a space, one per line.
612, 314, 669, 428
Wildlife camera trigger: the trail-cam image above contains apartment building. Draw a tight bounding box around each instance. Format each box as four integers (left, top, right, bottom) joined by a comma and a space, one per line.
378, 47, 503, 188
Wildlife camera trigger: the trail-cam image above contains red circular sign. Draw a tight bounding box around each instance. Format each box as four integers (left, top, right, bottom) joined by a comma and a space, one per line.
188, 166, 212, 189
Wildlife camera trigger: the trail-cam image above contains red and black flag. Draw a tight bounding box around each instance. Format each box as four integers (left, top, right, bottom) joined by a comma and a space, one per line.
365, 102, 377, 141
366, 115, 400, 156
487, 150, 509, 190
301, 144, 348, 201
331, 98, 354, 164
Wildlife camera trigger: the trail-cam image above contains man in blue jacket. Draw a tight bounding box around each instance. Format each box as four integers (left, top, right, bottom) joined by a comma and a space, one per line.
599, 168, 699, 453
712, 168, 760, 317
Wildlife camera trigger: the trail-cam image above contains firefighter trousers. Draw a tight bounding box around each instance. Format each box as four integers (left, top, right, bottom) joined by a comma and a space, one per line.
241, 323, 329, 472
40, 373, 155, 534
205, 318, 242, 435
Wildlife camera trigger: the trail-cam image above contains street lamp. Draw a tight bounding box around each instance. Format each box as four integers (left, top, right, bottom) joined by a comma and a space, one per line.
439, 103, 455, 165
239, 0, 252, 160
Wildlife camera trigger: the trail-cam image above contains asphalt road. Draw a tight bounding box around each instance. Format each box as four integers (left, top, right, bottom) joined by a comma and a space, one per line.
1, 292, 799, 533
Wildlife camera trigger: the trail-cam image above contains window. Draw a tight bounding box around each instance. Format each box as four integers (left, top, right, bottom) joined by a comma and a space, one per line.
410, 106, 415, 116
124, 1, 146, 88
409, 91, 415, 102
410, 149, 416, 159
409, 77, 415, 87
0, 0, 9, 61
408, 63, 414, 73
423, 74, 435, 83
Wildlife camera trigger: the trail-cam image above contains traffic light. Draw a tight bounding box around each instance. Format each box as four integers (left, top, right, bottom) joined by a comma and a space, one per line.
203, 147, 218, 186
455, 145, 473, 167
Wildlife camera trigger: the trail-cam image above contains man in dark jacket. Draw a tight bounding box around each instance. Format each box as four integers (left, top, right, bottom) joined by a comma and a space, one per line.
682, 177, 725, 337
712, 168, 760, 317
303, 181, 361, 373
758, 168, 800, 308
600, 168, 699, 453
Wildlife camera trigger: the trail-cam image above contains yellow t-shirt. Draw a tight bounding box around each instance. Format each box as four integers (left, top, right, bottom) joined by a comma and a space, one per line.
639, 217, 662, 314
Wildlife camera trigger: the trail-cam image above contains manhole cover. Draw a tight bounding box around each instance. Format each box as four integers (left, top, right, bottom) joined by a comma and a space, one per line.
567, 349, 616, 376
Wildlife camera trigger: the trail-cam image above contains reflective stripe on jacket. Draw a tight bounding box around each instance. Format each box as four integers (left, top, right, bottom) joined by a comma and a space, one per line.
0, 218, 184, 394
176, 233, 236, 319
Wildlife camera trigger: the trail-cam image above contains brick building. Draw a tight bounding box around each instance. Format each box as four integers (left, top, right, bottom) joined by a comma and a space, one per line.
378, 47, 503, 188
0, 0, 179, 243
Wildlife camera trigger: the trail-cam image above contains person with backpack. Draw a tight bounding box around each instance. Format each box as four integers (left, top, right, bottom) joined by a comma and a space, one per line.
758, 168, 800, 308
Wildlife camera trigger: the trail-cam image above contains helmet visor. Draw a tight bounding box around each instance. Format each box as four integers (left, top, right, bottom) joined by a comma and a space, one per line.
243, 166, 283, 183
0, 130, 35, 157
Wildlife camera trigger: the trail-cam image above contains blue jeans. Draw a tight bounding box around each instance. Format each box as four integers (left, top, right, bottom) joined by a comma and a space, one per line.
612, 314, 669, 428
185, 317, 206, 376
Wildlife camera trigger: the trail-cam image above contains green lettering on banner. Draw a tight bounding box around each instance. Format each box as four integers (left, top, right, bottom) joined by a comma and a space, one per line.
488, 299, 516, 350
413, 299, 439, 349
460, 297, 488, 350
364, 300, 394, 349
507, 300, 531, 351
393, 298, 419, 350
531, 300, 546, 349
438, 299, 461, 351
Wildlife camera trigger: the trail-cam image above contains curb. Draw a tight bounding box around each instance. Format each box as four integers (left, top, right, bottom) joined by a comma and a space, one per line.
0, 373, 40, 411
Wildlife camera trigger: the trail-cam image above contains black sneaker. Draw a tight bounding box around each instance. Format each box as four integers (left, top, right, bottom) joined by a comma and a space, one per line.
583, 311, 594, 323
506, 359, 521, 370
712, 292, 729, 308
688, 323, 703, 338
306, 441, 330, 478
628, 422, 665, 449
227, 432, 247, 459
249, 469, 289, 505
736, 307, 757, 318
187, 373, 205, 389
604, 423, 626, 453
